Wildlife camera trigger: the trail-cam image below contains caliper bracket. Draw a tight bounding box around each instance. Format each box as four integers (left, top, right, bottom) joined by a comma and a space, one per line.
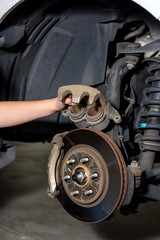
48, 132, 68, 198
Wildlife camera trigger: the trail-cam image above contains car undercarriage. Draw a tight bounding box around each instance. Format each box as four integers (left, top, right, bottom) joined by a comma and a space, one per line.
1, 0, 160, 223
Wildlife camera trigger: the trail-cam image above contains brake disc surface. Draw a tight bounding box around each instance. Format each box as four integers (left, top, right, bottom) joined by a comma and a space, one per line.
57, 128, 127, 223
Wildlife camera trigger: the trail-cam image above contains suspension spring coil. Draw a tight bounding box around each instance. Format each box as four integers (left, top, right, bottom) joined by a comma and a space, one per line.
135, 57, 160, 152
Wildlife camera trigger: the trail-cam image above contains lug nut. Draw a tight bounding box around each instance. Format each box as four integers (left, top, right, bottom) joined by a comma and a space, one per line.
80, 157, 89, 164
67, 157, 76, 165
84, 190, 93, 196
90, 173, 98, 179
62, 175, 71, 181
71, 190, 79, 196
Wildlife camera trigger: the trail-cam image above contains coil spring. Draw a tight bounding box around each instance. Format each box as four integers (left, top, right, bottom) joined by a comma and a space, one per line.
135, 57, 160, 151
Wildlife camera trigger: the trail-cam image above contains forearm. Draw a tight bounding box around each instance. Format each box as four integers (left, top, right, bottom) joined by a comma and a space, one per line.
0, 98, 60, 128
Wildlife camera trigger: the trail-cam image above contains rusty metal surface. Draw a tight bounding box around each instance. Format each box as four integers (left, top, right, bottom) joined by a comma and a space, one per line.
58, 84, 121, 130
60, 144, 109, 207
128, 161, 142, 188
92, 129, 128, 215
58, 85, 106, 105
122, 168, 135, 206
50, 128, 128, 223
48, 132, 68, 198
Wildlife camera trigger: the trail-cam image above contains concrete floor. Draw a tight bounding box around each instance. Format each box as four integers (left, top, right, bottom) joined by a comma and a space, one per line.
0, 142, 160, 240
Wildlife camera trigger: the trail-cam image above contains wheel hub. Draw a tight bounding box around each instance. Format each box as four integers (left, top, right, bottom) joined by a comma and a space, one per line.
72, 167, 88, 186
61, 145, 108, 206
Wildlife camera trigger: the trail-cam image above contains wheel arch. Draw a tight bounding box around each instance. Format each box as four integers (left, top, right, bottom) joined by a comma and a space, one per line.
1, 0, 160, 25
0, 0, 25, 24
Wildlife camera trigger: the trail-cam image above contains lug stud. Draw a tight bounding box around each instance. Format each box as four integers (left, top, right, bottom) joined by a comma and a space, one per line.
71, 190, 79, 196
80, 157, 89, 164
67, 157, 76, 165
90, 173, 98, 179
84, 190, 93, 196
62, 175, 71, 181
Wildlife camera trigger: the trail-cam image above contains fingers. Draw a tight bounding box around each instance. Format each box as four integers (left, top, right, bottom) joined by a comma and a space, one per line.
55, 97, 75, 113
63, 98, 75, 105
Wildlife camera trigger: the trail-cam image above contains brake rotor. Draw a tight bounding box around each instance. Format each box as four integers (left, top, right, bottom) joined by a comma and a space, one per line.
57, 128, 127, 223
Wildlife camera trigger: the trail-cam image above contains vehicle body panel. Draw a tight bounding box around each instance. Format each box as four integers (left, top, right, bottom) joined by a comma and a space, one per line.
0, 0, 24, 23
0, 0, 160, 24
133, 0, 160, 20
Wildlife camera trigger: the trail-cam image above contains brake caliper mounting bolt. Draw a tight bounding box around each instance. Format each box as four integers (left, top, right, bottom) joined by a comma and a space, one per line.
131, 160, 139, 168
71, 190, 79, 196
67, 157, 76, 165
90, 173, 98, 179
84, 190, 93, 196
80, 157, 89, 164
62, 175, 71, 181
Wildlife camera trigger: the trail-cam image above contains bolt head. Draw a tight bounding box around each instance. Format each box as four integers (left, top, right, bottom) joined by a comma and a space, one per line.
131, 160, 139, 168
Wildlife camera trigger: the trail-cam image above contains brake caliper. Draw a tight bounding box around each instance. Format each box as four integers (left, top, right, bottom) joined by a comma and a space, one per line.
58, 85, 121, 130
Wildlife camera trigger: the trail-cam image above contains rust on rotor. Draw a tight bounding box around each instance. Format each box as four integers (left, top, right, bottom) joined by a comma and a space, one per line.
60, 144, 109, 207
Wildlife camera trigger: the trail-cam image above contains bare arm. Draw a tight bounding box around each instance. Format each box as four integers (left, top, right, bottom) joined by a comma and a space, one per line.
0, 97, 72, 128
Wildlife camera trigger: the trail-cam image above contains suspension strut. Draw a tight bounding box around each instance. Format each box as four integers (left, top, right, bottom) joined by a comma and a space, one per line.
135, 57, 160, 170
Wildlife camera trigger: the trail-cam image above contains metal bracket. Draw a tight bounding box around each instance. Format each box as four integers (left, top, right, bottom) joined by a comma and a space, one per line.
48, 132, 68, 198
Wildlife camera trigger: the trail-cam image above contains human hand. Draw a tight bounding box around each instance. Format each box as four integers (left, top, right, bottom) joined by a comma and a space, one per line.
55, 97, 75, 112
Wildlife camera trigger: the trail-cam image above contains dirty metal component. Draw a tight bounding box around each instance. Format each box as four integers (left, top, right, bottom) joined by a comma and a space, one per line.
61, 144, 108, 207
79, 157, 89, 164
53, 128, 127, 223
117, 40, 160, 56
135, 58, 160, 172
136, 32, 152, 47
107, 55, 139, 109
58, 85, 107, 105
90, 173, 98, 179
122, 168, 134, 206
62, 175, 71, 181
67, 158, 76, 165
135, 32, 154, 58
124, 23, 146, 41
58, 85, 121, 130
84, 190, 93, 196
48, 132, 68, 198
71, 190, 80, 196
128, 161, 142, 188
72, 167, 88, 185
